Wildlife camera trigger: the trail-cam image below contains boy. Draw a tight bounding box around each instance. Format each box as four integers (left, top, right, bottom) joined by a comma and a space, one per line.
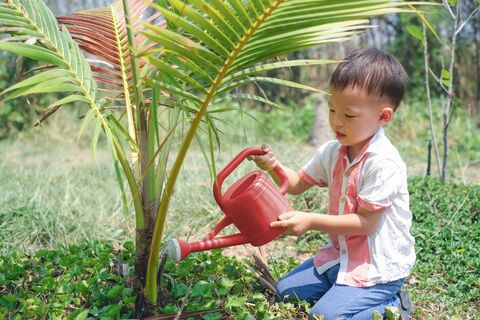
250, 48, 415, 319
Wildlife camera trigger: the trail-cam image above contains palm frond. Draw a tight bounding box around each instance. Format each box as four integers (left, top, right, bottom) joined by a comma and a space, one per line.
57, 0, 168, 180
142, 0, 419, 106
56, 0, 165, 104
0, 0, 97, 110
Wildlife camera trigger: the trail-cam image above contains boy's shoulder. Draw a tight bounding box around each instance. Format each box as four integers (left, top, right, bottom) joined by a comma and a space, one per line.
364, 135, 407, 174
314, 139, 342, 162
369, 134, 403, 161
318, 139, 341, 153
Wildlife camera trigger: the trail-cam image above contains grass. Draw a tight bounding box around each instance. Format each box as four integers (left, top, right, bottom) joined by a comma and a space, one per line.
0, 112, 130, 255
0, 97, 479, 318
406, 178, 480, 318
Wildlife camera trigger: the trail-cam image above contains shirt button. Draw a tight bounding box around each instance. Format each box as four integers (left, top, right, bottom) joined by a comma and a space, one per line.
341, 249, 347, 255
340, 196, 346, 202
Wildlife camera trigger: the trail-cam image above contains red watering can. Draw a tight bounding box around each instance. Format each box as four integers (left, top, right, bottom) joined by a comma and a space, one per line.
167, 147, 292, 262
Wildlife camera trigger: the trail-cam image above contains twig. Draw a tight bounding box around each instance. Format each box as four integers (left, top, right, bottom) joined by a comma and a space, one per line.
252, 252, 277, 286
441, 2, 460, 182
245, 251, 278, 293
173, 283, 193, 320
442, 0, 456, 19
145, 308, 227, 320
34, 105, 61, 127
455, 5, 480, 36
247, 264, 277, 292
428, 67, 450, 96
423, 24, 442, 178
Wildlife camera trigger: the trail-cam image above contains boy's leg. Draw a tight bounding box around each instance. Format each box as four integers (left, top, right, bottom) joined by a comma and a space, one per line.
309, 278, 405, 320
276, 258, 339, 303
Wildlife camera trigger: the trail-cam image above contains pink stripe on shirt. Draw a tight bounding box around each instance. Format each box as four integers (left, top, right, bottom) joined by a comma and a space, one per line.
313, 245, 340, 268
298, 169, 327, 187
343, 155, 371, 287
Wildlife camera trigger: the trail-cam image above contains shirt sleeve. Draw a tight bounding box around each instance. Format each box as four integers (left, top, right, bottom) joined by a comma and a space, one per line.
357, 159, 403, 211
298, 141, 336, 187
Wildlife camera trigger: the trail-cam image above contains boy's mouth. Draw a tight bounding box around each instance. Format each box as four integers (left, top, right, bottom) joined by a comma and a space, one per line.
336, 131, 346, 140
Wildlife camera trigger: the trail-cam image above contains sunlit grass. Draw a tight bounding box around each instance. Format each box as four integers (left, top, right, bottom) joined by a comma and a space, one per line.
0, 112, 129, 254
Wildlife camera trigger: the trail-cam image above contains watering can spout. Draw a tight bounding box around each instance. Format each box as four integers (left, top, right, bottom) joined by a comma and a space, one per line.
168, 216, 250, 262
167, 238, 184, 263
167, 233, 249, 263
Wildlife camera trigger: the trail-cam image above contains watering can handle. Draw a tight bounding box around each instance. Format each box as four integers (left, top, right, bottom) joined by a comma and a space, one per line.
213, 147, 289, 207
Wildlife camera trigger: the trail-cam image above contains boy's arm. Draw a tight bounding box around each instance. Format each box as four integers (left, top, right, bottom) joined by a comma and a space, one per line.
248, 144, 313, 195
268, 164, 313, 195
271, 207, 384, 236
308, 206, 384, 235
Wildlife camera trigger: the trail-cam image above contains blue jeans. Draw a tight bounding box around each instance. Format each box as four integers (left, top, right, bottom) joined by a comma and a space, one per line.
276, 258, 405, 320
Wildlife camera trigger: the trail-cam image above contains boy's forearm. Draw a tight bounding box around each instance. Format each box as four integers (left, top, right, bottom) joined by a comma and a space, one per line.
307, 212, 375, 235
268, 163, 307, 195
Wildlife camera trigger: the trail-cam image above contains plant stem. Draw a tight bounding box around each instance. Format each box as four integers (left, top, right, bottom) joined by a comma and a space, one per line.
441, 2, 459, 182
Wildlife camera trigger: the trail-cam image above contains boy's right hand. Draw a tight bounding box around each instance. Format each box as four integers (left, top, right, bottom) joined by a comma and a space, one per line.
248, 144, 278, 171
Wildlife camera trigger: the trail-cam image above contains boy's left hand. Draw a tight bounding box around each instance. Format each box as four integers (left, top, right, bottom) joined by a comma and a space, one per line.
270, 211, 313, 236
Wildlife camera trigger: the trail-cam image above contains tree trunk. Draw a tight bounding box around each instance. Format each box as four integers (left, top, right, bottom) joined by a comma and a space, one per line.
307, 99, 332, 146
134, 123, 159, 316
474, 19, 480, 125
134, 201, 159, 316
134, 227, 150, 314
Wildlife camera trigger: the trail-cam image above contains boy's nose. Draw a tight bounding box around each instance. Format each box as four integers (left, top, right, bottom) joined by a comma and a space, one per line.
332, 115, 343, 126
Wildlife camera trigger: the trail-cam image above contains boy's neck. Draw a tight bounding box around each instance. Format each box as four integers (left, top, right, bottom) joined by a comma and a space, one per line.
346, 134, 375, 162
347, 146, 362, 163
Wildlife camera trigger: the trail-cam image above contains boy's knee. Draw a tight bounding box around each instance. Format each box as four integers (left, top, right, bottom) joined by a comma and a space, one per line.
275, 278, 304, 302
309, 303, 342, 320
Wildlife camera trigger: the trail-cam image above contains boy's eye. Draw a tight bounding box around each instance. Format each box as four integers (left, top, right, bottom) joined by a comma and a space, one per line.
345, 114, 357, 118
329, 109, 335, 113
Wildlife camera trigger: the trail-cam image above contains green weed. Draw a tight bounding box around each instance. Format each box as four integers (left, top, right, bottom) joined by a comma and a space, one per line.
407, 177, 480, 318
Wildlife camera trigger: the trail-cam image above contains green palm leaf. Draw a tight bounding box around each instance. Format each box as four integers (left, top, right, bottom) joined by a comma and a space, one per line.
0, 0, 96, 115
141, 1, 421, 107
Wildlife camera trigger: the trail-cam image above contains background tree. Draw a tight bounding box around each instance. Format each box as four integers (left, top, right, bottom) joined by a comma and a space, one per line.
407, 0, 480, 181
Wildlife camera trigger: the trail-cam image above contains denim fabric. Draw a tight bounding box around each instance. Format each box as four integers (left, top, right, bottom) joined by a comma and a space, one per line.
276, 258, 405, 320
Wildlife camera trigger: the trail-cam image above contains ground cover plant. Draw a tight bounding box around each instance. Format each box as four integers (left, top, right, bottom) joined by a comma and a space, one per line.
1, 177, 479, 319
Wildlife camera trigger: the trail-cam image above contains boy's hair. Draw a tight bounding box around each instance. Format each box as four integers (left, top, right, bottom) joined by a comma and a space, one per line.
329, 48, 409, 109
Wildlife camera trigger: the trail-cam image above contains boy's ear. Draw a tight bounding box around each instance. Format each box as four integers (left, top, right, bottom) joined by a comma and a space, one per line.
379, 106, 394, 123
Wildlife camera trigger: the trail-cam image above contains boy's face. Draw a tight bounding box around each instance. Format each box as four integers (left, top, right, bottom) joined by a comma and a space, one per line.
328, 86, 393, 155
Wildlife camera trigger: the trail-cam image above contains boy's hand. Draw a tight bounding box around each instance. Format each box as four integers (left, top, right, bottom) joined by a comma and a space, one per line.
247, 144, 278, 171
270, 211, 313, 236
